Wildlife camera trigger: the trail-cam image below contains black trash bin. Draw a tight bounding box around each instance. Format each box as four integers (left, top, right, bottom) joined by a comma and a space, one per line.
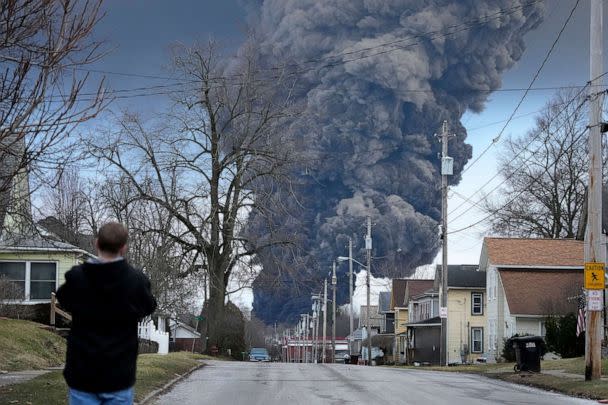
349, 354, 359, 365
510, 336, 546, 372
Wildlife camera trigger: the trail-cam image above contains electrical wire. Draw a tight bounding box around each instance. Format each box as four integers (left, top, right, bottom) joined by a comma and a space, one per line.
447, 82, 592, 220
458, 0, 582, 177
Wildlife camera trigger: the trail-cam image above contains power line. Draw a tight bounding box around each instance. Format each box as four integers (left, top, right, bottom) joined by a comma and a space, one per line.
448, 89, 590, 224
449, 125, 589, 235
2, 1, 547, 105
458, 0, 582, 177
23, 0, 541, 84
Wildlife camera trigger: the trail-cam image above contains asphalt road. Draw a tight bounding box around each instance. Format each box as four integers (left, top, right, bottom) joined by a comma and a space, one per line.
153, 360, 594, 405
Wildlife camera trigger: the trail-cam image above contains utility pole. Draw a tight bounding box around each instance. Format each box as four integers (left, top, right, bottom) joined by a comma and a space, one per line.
439, 120, 453, 367
585, 0, 604, 381
366, 216, 372, 366
304, 314, 309, 363
314, 295, 320, 363
323, 279, 328, 363
332, 261, 337, 363
348, 238, 354, 356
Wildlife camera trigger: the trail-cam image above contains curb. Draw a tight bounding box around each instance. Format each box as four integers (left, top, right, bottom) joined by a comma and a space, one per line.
138, 362, 204, 405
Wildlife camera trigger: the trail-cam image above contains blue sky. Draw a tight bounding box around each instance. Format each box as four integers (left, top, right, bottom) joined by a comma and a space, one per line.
82, 0, 606, 307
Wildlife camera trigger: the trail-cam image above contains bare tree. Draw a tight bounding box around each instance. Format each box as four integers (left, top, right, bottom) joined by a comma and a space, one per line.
88, 39, 299, 349
0, 0, 107, 219
484, 90, 588, 238
98, 175, 201, 316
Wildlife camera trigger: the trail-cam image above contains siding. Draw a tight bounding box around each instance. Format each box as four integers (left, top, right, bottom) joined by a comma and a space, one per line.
515, 317, 543, 336
447, 289, 487, 364
0, 250, 81, 300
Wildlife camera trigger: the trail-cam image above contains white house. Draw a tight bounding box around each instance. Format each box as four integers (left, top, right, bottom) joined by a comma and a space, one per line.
480, 238, 584, 362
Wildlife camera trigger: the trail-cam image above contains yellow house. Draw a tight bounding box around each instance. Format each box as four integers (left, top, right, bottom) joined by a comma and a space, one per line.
392, 279, 434, 364
436, 265, 487, 364
0, 167, 91, 314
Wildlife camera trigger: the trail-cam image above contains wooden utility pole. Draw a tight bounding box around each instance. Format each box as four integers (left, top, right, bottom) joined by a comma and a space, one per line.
332, 261, 337, 363
348, 238, 354, 356
366, 216, 372, 365
322, 278, 328, 363
585, 0, 604, 381
439, 120, 453, 367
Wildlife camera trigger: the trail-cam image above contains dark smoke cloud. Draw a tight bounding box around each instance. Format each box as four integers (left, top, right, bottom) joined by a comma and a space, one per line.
247, 0, 545, 324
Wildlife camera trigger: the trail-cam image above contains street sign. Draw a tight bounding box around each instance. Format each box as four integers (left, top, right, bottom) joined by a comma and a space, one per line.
587, 290, 603, 311
439, 307, 448, 319
584, 262, 605, 290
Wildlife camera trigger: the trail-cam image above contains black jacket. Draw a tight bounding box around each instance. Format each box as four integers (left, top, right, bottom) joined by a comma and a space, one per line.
56, 259, 156, 393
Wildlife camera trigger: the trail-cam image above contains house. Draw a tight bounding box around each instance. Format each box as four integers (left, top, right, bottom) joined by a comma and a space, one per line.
406, 287, 441, 364
358, 304, 382, 333
169, 319, 202, 352
406, 266, 485, 366
390, 279, 408, 364
480, 238, 584, 362
435, 265, 486, 364
378, 291, 394, 334
0, 167, 92, 321
394, 279, 434, 364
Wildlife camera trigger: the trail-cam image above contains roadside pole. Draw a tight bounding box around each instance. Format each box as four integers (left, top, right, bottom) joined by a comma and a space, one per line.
366, 216, 372, 366
323, 278, 328, 363
348, 238, 354, 356
585, 0, 605, 381
332, 261, 337, 363
439, 120, 453, 367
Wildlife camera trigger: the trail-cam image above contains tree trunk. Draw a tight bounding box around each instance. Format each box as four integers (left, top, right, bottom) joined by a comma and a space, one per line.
202, 267, 226, 354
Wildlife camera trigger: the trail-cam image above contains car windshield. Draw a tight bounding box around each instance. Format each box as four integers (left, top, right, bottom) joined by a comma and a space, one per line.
250, 348, 268, 355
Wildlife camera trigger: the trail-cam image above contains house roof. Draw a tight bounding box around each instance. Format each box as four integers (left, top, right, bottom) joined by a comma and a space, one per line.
483, 237, 584, 268
499, 269, 583, 316
411, 288, 438, 301
403, 279, 434, 306
407, 316, 441, 327
378, 291, 391, 313
390, 279, 408, 310
435, 265, 485, 289
0, 222, 91, 255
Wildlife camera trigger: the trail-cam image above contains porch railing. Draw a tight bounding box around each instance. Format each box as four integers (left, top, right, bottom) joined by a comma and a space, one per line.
50, 292, 72, 326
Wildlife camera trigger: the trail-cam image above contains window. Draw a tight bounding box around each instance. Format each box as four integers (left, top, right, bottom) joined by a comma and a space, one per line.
471, 327, 484, 353
471, 292, 483, 315
0, 261, 57, 301
30, 263, 57, 300
0, 262, 26, 299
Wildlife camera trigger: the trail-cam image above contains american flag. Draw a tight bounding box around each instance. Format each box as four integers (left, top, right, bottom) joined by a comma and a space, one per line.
576, 295, 586, 337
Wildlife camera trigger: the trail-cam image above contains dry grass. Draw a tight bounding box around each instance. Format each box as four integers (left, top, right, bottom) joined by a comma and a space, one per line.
0, 319, 66, 371
0, 352, 204, 405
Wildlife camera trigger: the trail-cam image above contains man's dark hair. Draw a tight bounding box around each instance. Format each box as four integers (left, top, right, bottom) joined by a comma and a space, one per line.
97, 222, 128, 254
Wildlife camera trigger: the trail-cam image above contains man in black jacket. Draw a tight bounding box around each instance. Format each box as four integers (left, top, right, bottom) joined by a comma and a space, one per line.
56, 222, 157, 405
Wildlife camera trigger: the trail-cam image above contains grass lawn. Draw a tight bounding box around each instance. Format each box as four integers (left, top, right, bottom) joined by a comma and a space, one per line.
499, 373, 608, 400
0, 352, 204, 405
0, 319, 66, 371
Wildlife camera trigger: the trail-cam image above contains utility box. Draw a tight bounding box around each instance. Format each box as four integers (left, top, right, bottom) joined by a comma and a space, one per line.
441, 157, 454, 176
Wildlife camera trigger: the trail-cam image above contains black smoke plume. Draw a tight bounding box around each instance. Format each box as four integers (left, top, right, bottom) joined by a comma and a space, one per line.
245, 0, 545, 324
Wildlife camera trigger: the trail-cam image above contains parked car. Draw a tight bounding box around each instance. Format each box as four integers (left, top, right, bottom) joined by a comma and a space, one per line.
249, 347, 271, 362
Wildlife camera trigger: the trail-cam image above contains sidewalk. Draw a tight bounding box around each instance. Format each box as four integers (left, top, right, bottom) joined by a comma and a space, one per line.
0, 367, 62, 387
542, 368, 608, 381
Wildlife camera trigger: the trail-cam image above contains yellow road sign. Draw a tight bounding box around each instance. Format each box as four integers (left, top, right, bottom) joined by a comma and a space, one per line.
584, 262, 605, 290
